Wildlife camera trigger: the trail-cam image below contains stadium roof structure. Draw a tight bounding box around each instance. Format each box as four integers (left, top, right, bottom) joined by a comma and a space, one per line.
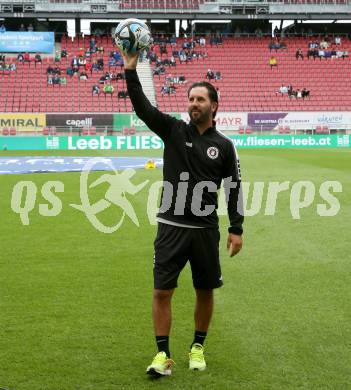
0, 0, 351, 19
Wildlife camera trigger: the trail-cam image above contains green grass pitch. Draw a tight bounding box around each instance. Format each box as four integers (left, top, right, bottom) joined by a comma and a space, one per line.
0, 149, 350, 390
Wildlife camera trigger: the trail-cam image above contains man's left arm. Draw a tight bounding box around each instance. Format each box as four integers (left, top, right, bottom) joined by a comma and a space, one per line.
222, 142, 244, 257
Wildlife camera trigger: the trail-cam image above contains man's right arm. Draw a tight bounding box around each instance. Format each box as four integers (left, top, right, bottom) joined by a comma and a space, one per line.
123, 52, 177, 141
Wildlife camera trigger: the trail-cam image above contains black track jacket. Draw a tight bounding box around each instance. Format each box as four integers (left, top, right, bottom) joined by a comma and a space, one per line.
126, 69, 244, 235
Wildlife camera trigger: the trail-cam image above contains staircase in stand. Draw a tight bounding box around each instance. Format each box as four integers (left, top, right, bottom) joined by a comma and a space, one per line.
136, 57, 157, 107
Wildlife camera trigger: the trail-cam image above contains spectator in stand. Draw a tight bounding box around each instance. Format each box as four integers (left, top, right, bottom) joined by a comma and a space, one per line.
72, 65, 79, 76
116, 71, 125, 80
113, 52, 123, 68
296, 89, 302, 99
90, 37, 97, 53
47, 75, 53, 84
161, 84, 170, 95
295, 48, 304, 60
34, 53, 42, 65
47, 65, 54, 74
301, 88, 310, 99
52, 66, 60, 75
27, 23, 34, 32
269, 39, 278, 52
99, 73, 109, 84
206, 69, 215, 80
215, 71, 221, 81
71, 56, 78, 67
66, 66, 74, 77
52, 74, 60, 84
170, 35, 177, 46
92, 85, 100, 95
103, 84, 114, 94
79, 71, 88, 81
54, 51, 61, 62
85, 62, 92, 74
289, 89, 297, 98
78, 47, 85, 57
10, 63, 16, 71
170, 56, 176, 67
336, 50, 348, 59
78, 56, 86, 67
17, 53, 24, 62
109, 72, 117, 81
118, 90, 128, 99
61, 49, 68, 58
97, 45, 104, 54
320, 39, 329, 50
59, 76, 67, 85
0, 23, 6, 33
23, 52, 30, 62
148, 50, 157, 63
160, 44, 168, 56
307, 48, 314, 60
92, 60, 99, 72
19, 24, 26, 32
278, 85, 288, 95
2, 63, 10, 72
97, 58, 104, 70
254, 27, 263, 38
318, 49, 325, 59
153, 65, 165, 76
179, 50, 187, 63
335, 35, 341, 46
199, 36, 206, 47
108, 56, 116, 67
269, 56, 278, 69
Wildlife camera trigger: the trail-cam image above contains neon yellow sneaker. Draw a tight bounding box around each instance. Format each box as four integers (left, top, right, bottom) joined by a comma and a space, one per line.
189, 343, 206, 371
146, 351, 174, 377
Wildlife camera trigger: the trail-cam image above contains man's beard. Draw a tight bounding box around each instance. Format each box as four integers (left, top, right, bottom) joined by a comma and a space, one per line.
189, 107, 212, 125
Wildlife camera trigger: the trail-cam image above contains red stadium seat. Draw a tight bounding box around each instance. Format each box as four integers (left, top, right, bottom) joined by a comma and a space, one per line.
2, 127, 9, 136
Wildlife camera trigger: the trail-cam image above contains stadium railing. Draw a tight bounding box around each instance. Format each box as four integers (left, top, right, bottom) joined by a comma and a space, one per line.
0, 126, 349, 136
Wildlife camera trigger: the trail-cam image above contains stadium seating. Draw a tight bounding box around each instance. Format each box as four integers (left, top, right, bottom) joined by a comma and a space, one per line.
0, 35, 350, 114
153, 36, 351, 112
120, 0, 203, 9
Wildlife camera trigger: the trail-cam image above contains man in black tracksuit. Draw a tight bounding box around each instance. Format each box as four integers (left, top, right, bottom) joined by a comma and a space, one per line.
123, 52, 243, 377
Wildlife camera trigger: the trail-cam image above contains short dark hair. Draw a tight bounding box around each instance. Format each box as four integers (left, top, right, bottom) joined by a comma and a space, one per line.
187, 81, 219, 118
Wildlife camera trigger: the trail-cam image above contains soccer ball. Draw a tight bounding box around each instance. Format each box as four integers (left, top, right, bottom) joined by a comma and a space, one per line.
114, 18, 151, 54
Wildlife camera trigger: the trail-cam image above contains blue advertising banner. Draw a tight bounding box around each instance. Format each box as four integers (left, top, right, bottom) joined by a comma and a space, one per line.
0, 32, 54, 53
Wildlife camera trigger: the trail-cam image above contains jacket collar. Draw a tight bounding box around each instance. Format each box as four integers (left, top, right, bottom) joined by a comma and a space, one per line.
190, 120, 216, 135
